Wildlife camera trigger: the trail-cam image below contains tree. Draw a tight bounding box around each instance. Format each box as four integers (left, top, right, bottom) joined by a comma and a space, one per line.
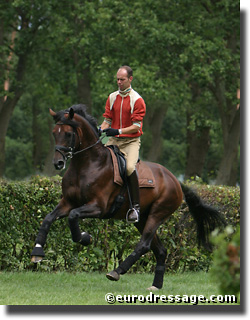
2, 0, 240, 186
172, 0, 240, 185
0, 0, 60, 176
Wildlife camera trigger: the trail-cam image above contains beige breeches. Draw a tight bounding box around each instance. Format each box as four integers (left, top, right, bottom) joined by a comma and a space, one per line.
106, 137, 141, 176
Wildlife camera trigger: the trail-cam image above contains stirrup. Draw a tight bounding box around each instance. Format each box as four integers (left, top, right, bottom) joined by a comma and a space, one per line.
126, 208, 139, 223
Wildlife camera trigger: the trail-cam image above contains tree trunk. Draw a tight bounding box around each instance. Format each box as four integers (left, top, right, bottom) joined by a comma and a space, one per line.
43, 117, 58, 176
185, 112, 210, 180
144, 105, 166, 163
209, 76, 240, 186
0, 19, 4, 108
216, 107, 240, 185
0, 102, 16, 176
76, 66, 92, 113
32, 103, 43, 172
185, 83, 211, 180
73, 50, 92, 113
214, 28, 240, 185
0, 54, 26, 176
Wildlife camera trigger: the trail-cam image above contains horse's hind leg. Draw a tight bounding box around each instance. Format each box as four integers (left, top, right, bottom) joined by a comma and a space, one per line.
106, 235, 153, 281
106, 215, 161, 281
147, 234, 167, 290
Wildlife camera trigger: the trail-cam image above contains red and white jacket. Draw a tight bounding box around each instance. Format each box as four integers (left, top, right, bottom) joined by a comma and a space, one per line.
103, 87, 146, 138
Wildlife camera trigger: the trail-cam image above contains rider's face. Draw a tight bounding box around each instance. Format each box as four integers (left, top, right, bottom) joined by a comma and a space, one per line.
117, 69, 133, 91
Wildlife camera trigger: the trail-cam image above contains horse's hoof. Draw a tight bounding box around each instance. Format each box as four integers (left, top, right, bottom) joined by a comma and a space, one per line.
146, 286, 159, 291
106, 270, 120, 281
31, 246, 45, 262
31, 256, 43, 263
79, 232, 92, 246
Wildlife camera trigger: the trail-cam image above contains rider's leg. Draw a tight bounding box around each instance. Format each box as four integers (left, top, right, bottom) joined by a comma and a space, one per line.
105, 137, 141, 223
124, 138, 141, 223
126, 169, 140, 222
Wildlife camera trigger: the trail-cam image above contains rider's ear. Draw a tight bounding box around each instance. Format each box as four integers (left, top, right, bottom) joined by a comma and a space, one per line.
69, 108, 74, 120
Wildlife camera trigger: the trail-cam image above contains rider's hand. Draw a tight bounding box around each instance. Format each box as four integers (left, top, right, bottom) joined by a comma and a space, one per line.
103, 128, 119, 136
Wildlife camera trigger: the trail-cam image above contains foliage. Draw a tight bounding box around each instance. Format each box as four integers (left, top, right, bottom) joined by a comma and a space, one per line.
0, 177, 240, 273
1, 0, 240, 185
210, 225, 240, 299
5, 136, 33, 179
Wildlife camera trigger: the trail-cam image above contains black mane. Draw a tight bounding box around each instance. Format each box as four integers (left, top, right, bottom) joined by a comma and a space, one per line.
53, 104, 99, 137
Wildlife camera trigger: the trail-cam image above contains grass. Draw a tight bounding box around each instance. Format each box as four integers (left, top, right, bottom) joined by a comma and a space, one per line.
0, 271, 237, 306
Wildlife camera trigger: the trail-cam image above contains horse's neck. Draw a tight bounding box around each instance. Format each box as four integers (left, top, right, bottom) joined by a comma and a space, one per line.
75, 136, 109, 165
74, 119, 110, 165
80, 123, 98, 147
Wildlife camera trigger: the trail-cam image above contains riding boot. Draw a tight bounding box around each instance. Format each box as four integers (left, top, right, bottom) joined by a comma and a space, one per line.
126, 170, 140, 223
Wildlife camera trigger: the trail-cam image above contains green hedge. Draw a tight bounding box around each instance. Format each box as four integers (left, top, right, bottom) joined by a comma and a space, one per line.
0, 176, 240, 272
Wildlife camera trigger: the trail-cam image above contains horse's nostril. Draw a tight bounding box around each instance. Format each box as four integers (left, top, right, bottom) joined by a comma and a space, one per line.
54, 160, 65, 170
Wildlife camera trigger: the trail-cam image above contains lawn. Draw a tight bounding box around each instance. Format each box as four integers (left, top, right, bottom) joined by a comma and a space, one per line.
0, 271, 238, 306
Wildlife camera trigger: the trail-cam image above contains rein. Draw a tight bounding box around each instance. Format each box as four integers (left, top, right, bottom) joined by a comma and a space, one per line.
73, 135, 106, 156
55, 122, 105, 161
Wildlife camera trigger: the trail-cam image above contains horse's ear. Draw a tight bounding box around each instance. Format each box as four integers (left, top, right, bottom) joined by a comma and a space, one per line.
69, 107, 74, 120
49, 109, 56, 117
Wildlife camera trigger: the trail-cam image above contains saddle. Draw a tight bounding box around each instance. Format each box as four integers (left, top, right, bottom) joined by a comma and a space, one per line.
106, 145, 127, 183
106, 145, 155, 188
105, 145, 155, 219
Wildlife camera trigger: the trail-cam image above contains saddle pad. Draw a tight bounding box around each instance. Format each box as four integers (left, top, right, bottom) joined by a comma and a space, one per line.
108, 148, 155, 188
136, 160, 156, 188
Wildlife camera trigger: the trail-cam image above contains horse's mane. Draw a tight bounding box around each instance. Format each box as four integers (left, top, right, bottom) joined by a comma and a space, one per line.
52, 104, 99, 137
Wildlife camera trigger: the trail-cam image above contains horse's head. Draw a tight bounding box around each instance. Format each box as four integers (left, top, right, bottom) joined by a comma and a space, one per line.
50, 107, 82, 170
50, 105, 100, 170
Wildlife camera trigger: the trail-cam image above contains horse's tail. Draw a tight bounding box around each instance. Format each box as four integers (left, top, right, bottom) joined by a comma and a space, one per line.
180, 183, 226, 251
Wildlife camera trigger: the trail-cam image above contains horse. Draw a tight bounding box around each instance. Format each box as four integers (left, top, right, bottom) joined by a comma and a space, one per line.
31, 104, 225, 290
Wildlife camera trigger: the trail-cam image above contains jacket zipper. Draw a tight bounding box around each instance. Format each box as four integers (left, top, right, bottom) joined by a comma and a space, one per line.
120, 97, 124, 133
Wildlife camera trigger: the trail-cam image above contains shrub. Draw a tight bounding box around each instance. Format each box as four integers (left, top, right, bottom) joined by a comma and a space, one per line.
0, 176, 240, 272
210, 226, 240, 299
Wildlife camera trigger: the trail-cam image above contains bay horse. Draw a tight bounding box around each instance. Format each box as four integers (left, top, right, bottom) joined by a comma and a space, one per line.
31, 104, 224, 290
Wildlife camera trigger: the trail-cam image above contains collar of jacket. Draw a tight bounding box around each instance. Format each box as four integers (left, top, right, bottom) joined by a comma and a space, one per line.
119, 86, 132, 97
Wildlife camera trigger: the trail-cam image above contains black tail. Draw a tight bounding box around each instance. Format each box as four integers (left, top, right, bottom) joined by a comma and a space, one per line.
180, 183, 226, 251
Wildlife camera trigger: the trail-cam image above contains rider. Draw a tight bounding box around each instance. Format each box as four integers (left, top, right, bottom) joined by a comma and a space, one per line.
100, 65, 146, 223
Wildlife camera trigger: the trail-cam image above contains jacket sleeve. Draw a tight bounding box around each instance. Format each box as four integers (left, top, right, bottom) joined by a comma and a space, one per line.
102, 96, 113, 122
131, 98, 146, 123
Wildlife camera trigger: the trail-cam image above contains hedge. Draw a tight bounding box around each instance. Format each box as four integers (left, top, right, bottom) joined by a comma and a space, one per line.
0, 176, 240, 273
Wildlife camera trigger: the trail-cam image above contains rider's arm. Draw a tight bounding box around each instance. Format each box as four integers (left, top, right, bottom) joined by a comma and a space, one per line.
118, 124, 139, 135
100, 120, 111, 131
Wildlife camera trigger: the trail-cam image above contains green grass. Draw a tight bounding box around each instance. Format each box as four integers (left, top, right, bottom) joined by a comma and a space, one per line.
0, 271, 237, 306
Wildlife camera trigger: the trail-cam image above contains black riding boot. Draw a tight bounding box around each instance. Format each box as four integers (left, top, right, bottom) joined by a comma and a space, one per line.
126, 170, 140, 223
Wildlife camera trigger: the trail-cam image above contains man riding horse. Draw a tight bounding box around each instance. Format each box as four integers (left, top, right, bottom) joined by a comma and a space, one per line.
100, 65, 146, 223
31, 101, 225, 289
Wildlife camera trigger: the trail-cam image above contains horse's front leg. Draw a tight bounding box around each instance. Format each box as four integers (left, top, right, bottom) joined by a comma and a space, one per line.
68, 203, 102, 245
31, 200, 71, 263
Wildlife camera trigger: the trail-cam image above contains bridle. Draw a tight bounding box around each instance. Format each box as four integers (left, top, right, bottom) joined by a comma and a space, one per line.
54, 122, 105, 162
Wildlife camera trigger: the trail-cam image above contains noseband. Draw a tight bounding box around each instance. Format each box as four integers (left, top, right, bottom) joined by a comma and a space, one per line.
55, 123, 105, 162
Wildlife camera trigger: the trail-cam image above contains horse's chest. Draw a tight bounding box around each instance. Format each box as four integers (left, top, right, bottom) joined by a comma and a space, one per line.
63, 171, 100, 206
69, 181, 94, 203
